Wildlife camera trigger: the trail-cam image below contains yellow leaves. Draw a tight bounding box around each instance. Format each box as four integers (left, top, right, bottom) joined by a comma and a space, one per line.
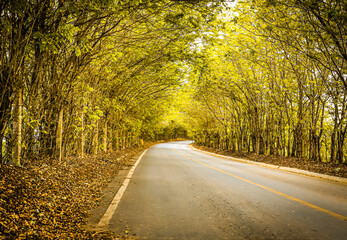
75, 46, 81, 57
111, 51, 123, 61
58, 22, 80, 42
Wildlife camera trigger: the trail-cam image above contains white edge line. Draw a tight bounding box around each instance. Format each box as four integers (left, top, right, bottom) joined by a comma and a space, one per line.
97, 148, 149, 227
189, 144, 347, 184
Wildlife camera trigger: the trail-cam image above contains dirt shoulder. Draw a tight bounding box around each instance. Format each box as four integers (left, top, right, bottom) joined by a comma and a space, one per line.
193, 145, 347, 179
0, 144, 153, 240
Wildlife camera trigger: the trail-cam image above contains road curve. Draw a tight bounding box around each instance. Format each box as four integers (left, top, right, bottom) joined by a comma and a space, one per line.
108, 141, 347, 240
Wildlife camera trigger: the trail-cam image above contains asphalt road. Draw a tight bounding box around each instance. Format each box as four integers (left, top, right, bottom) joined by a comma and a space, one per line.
108, 141, 347, 239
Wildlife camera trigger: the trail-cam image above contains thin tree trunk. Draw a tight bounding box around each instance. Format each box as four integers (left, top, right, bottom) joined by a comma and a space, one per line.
126, 131, 129, 148
115, 129, 119, 151
330, 100, 339, 163
0, 138, 2, 163
103, 120, 107, 152
79, 109, 84, 158
93, 121, 98, 154
108, 127, 113, 152
336, 129, 345, 164
12, 88, 22, 166
287, 126, 291, 157
122, 129, 126, 150
56, 108, 63, 161
330, 130, 336, 163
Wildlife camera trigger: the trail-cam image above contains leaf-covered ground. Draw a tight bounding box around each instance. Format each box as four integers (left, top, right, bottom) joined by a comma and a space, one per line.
0, 145, 151, 240
194, 145, 347, 178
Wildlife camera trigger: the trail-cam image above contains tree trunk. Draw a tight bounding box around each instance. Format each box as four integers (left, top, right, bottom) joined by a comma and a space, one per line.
287, 127, 291, 157
12, 88, 22, 166
79, 109, 84, 158
126, 131, 129, 148
292, 77, 304, 158
103, 120, 107, 152
251, 134, 256, 153
336, 129, 345, 164
108, 127, 113, 152
0, 139, 2, 163
259, 135, 265, 154
330, 129, 336, 163
56, 108, 63, 161
93, 121, 98, 154
115, 129, 119, 151
330, 99, 339, 163
122, 129, 126, 149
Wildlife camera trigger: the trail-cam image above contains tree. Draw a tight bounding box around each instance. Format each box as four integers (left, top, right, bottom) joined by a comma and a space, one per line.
183, 0, 346, 164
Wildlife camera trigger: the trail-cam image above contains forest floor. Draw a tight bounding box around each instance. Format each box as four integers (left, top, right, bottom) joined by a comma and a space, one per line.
0, 143, 155, 240
193, 145, 347, 178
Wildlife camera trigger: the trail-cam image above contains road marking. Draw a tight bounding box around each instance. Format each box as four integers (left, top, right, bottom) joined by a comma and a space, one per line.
172, 148, 347, 222
98, 149, 148, 227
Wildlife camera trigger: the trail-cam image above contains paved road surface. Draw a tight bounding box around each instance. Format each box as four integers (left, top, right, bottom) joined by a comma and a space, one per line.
107, 141, 347, 239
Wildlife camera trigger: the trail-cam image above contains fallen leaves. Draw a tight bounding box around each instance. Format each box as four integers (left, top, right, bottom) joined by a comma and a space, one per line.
0, 145, 149, 239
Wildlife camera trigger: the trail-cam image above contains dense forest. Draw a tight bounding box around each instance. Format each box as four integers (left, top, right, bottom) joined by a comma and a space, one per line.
183, 0, 347, 164
1, 0, 346, 166
0, 0, 219, 165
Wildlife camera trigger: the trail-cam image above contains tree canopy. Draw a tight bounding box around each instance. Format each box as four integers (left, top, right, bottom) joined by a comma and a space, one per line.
183, 0, 346, 164
1, 0, 346, 165
0, 0, 223, 164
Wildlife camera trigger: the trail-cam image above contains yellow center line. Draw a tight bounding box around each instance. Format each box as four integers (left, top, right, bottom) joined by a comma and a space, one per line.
171, 147, 347, 222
